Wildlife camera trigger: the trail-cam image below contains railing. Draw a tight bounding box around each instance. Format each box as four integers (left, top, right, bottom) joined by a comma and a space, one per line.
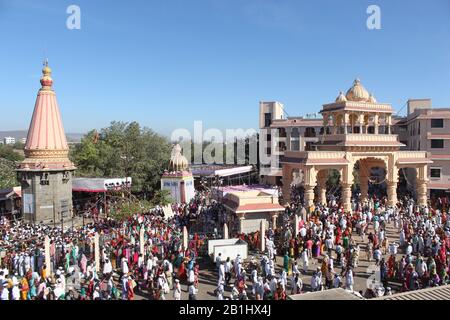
321, 133, 399, 142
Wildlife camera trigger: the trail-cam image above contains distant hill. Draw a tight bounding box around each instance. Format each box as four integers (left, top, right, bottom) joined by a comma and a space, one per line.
0, 130, 84, 143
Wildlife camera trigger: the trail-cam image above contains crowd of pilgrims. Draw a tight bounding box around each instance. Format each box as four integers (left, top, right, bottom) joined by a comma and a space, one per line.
0, 192, 222, 300
269, 190, 448, 298
213, 189, 449, 300
0, 186, 449, 300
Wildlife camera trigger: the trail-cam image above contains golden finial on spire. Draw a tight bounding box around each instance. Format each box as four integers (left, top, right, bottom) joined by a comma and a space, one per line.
42, 58, 52, 76
40, 59, 53, 89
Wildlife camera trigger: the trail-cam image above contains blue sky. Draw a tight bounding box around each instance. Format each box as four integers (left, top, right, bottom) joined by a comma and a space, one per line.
1, 0, 449, 137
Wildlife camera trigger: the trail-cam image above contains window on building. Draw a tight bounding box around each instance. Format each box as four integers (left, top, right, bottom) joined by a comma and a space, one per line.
430, 168, 441, 179
431, 139, 444, 149
266, 133, 271, 141
304, 127, 316, 138
291, 128, 300, 138
264, 113, 272, 127
266, 147, 271, 155
290, 140, 300, 151
431, 119, 444, 128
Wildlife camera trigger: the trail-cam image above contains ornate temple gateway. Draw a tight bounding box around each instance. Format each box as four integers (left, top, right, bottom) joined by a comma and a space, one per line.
16, 62, 76, 223
281, 79, 432, 211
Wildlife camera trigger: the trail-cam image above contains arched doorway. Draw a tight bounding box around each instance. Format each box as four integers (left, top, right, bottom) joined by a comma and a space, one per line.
354, 158, 387, 202
315, 168, 341, 205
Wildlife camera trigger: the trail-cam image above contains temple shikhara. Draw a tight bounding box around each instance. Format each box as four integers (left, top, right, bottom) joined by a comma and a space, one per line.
161, 144, 195, 203
281, 79, 432, 211
16, 61, 76, 223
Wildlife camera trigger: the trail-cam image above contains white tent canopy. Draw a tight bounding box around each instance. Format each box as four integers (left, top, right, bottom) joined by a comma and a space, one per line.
72, 177, 132, 193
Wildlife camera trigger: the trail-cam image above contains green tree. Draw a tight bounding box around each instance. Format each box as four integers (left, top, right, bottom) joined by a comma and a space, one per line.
70, 121, 171, 196
0, 158, 18, 189
150, 189, 173, 207
0, 145, 24, 162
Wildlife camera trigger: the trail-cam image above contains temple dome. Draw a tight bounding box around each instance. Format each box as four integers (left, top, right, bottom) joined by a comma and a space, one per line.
335, 91, 347, 103
169, 144, 189, 172
368, 93, 377, 103
345, 78, 371, 102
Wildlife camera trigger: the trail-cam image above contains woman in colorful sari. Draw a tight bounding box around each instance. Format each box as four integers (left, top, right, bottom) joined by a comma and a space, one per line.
178, 258, 187, 281
20, 276, 29, 300
27, 273, 38, 300
343, 234, 349, 250
283, 252, 289, 273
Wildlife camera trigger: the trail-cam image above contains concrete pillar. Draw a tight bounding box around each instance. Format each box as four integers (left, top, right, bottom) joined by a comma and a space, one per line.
44, 235, 51, 275
341, 183, 352, 212
374, 114, 379, 134
260, 220, 266, 252
182, 226, 188, 251
304, 185, 315, 208
139, 227, 145, 256
360, 174, 369, 203
223, 223, 229, 239
387, 182, 398, 207
94, 233, 100, 273
238, 214, 245, 234
272, 214, 278, 230
282, 165, 292, 203
317, 170, 328, 206
417, 180, 428, 206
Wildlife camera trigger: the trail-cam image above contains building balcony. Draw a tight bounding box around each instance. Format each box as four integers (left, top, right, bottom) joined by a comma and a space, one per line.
320, 133, 402, 146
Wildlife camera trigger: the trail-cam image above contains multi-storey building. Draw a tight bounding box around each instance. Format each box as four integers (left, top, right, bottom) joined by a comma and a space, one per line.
259, 101, 322, 185
259, 94, 450, 198
404, 99, 450, 197
3, 137, 15, 145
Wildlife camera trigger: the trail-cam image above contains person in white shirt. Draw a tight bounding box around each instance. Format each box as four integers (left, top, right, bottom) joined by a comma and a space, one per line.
280, 269, 288, 291
373, 248, 382, 265
216, 281, 224, 300
333, 274, 342, 288
188, 268, 195, 284
11, 283, 20, 300
301, 249, 309, 273
269, 276, 277, 294
292, 273, 302, 294
1, 280, 10, 300
389, 242, 398, 256
121, 257, 129, 275
224, 258, 232, 285
345, 267, 354, 291
251, 268, 258, 295
103, 258, 112, 276
215, 253, 222, 271
173, 279, 181, 300
310, 269, 322, 292
234, 258, 242, 278
218, 262, 225, 283
188, 283, 197, 300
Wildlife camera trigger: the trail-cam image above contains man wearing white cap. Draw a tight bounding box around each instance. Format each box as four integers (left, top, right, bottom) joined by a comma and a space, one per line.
173, 279, 181, 300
